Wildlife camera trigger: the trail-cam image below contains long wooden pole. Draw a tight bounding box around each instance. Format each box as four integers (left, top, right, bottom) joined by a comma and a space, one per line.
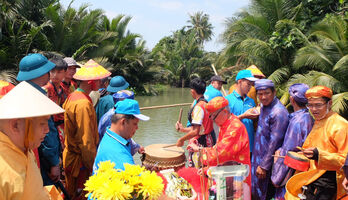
139, 102, 192, 110
211, 64, 227, 96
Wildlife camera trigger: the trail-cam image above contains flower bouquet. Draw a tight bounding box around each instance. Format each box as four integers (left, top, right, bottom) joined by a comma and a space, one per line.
84, 161, 164, 200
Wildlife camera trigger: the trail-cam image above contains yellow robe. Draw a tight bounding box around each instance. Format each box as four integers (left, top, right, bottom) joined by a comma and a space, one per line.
0, 131, 50, 200
285, 112, 348, 200
62, 90, 99, 198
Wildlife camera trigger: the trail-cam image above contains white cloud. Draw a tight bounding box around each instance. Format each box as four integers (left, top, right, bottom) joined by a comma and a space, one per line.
147, 0, 184, 11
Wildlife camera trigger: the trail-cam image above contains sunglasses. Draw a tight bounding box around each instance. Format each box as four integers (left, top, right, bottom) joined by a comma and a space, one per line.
209, 108, 224, 121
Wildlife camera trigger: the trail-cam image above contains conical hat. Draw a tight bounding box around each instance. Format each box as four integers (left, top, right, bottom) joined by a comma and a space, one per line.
246, 65, 265, 78
73, 59, 111, 80
0, 81, 64, 119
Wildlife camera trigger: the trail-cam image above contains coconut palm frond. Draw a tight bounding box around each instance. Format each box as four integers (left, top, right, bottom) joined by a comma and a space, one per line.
268, 67, 291, 84
332, 92, 348, 115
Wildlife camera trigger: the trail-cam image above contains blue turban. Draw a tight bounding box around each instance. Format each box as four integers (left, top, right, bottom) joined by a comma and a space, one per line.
112, 90, 134, 104
289, 83, 309, 104
255, 79, 274, 90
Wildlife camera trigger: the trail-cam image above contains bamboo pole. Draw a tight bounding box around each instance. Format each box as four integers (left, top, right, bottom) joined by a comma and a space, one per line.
211, 64, 227, 96
139, 102, 192, 110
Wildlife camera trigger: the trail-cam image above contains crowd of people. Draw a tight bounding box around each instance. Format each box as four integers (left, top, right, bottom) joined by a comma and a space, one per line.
0, 52, 347, 200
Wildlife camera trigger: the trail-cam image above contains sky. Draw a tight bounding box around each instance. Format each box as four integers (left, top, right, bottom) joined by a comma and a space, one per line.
60, 0, 251, 52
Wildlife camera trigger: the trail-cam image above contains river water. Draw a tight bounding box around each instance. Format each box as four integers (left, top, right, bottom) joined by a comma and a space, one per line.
133, 87, 192, 164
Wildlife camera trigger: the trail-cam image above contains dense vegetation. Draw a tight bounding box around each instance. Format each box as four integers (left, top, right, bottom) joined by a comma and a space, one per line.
0, 0, 347, 117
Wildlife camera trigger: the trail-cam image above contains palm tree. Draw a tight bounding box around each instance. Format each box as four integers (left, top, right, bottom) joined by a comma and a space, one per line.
186, 11, 213, 45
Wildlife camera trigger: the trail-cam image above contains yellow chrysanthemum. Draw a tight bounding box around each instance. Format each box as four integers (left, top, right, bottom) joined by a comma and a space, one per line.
84, 172, 110, 199
97, 178, 133, 200
123, 163, 145, 177
138, 171, 164, 200
96, 160, 115, 174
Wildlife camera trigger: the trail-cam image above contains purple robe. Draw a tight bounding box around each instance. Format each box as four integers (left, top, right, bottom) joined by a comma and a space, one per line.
251, 97, 289, 200
271, 108, 313, 199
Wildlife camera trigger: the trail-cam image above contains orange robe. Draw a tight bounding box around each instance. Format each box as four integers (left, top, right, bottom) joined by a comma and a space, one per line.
62, 90, 99, 199
0, 131, 50, 200
229, 84, 257, 105
285, 112, 348, 200
201, 114, 251, 188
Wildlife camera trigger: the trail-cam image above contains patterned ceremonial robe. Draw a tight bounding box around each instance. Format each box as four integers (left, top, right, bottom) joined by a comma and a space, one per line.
61, 80, 77, 98
251, 97, 289, 200
271, 108, 313, 199
63, 89, 99, 199
201, 114, 251, 193
285, 112, 348, 200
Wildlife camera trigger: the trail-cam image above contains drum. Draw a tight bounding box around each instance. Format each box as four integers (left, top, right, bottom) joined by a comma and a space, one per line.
284, 151, 310, 171
142, 144, 186, 171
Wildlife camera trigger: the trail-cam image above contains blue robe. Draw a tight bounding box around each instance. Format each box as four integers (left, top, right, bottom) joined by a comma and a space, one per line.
271, 108, 313, 199
251, 97, 289, 200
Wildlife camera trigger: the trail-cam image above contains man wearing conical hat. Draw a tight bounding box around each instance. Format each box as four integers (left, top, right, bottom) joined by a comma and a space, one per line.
0, 81, 64, 200
228, 65, 265, 105
285, 86, 348, 200
62, 59, 111, 199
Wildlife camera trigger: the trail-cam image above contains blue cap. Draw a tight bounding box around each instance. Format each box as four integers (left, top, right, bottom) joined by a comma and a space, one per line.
289, 83, 309, 104
236, 70, 258, 81
17, 54, 56, 81
255, 79, 275, 90
114, 99, 149, 121
107, 76, 129, 93
112, 90, 134, 103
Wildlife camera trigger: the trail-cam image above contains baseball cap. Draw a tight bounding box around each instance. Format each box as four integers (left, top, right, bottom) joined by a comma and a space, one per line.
114, 99, 149, 121
235, 70, 258, 81
210, 75, 227, 84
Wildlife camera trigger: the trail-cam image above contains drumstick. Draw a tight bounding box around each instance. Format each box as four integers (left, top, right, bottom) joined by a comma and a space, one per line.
177, 108, 183, 132
162, 144, 176, 148
162, 148, 184, 153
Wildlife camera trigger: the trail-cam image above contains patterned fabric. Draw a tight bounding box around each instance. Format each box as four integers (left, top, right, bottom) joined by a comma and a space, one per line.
285, 112, 348, 200
188, 100, 214, 168
251, 97, 289, 200
0, 80, 14, 98
203, 84, 223, 102
271, 109, 313, 199
205, 96, 229, 113
73, 59, 111, 81
201, 114, 251, 196
225, 91, 256, 152
63, 90, 99, 199
288, 83, 309, 104
43, 81, 66, 123
305, 85, 333, 99
61, 80, 77, 97
0, 131, 50, 200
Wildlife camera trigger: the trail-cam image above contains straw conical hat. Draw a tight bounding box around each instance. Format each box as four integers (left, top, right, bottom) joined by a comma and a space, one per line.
0, 81, 64, 119
73, 59, 111, 81
246, 65, 265, 78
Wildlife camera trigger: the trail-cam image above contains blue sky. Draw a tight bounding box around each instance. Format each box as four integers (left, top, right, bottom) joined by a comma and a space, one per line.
60, 0, 250, 52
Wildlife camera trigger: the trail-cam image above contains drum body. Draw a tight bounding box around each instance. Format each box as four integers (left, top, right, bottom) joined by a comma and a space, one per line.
284, 151, 310, 171
142, 144, 186, 172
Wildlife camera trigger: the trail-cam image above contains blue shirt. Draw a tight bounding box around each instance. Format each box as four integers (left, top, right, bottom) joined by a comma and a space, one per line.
225, 90, 255, 152
93, 128, 134, 172
204, 84, 223, 102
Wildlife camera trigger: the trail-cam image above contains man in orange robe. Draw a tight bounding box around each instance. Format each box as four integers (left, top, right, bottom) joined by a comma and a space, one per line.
187, 96, 251, 198
0, 81, 64, 200
63, 60, 111, 199
285, 86, 348, 200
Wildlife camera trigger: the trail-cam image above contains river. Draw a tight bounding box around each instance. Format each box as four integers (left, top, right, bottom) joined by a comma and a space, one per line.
133, 87, 192, 164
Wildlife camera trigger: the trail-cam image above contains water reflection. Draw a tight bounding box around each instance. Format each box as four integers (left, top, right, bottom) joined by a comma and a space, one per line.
133, 87, 192, 164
